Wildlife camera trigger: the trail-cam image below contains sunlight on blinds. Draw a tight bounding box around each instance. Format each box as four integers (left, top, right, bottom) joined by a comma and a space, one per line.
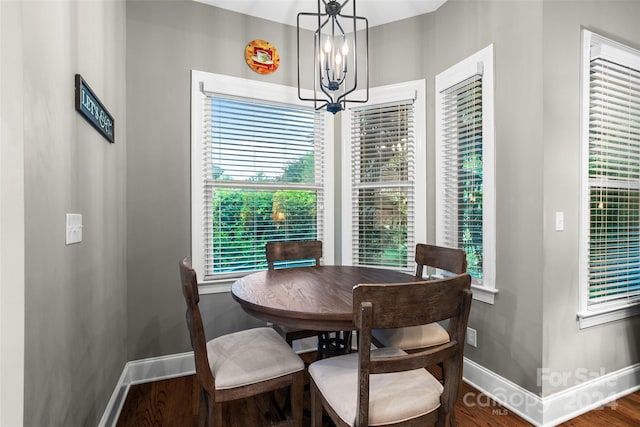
202, 95, 325, 277
350, 101, 415, 268
440, 75, 484, 279
588, 56, 640, 306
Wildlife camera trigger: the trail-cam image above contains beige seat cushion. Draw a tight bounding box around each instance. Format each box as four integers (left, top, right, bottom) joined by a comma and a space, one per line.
372, 323, 450, 350
207, 327, 304, 390
309, 347, 443, 426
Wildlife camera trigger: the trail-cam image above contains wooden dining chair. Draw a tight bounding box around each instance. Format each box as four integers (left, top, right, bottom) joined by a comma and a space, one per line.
309, 273, 473, 426
371, 243, 467, 352
266, 240, 323, 347
179, 257, 304, 427
266, 239, 323, 271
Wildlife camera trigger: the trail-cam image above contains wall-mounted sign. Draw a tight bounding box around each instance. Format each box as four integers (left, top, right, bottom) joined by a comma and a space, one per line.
74, 74, 115, 143
245, 39, 280, 75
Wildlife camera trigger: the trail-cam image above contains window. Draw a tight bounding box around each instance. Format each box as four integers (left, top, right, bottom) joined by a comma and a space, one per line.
435, 45, 496, 303
342, 81, 426, 270
579, 31, 640, 327
191, 71, 333, 291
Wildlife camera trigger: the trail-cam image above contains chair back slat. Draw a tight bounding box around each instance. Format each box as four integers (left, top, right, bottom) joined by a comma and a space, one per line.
266, 240, 322, 270
354, 274, 471, 330
415, 243, 467, 278
179, 257, 216, 392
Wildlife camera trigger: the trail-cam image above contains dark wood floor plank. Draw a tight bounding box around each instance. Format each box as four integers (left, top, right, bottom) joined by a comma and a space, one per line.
116, 370, 640, 427
557, 389, 640, 427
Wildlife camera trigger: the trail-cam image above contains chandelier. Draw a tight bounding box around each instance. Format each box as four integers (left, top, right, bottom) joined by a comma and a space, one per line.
297, 0, 369, 114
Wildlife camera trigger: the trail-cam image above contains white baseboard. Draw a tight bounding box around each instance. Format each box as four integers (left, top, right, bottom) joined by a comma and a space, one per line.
124, 351, 195, 385
97, 352, 195, 427
462, 357, 640, 427
98, 351, 640, 427
539, 363, 640, 426
292, 335, 318, 354
96, 365, 131, 427
463, 357, 543, 425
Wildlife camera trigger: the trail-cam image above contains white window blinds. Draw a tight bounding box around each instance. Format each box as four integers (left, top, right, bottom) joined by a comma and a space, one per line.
586, 36, 640, 307
438, 74, 484, 279
436, 45, 496, 303
200, 94, 325, 278
349, 100, 416, 268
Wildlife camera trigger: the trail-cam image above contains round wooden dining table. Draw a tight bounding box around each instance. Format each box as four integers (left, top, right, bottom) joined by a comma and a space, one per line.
231, 265, 419, 332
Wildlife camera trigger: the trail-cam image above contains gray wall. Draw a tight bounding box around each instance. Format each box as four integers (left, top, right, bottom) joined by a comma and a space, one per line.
126, 0, 291, 360
1, 1, 26, 425
437, 0, 546, 394
125, 0, 640, 402
18, 0, 128, 425
541, 0, 640, 396
369, 0, 545, 393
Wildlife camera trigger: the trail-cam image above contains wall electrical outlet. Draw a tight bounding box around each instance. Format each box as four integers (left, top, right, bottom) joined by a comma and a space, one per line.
466, 327, 478, 348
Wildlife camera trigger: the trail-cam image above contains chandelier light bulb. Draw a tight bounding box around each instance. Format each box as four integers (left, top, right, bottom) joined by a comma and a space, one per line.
342, 41, 349, 56
324, 38, 332, 54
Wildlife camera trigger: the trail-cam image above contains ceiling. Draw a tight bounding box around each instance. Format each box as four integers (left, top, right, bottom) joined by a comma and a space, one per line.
193, 0, 448, 31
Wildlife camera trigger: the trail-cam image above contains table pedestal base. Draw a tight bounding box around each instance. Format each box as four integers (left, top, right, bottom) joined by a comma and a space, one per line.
317, 331, 353, 359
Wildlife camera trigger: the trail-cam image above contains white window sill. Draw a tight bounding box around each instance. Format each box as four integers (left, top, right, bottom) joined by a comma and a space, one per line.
198, 283, 231, 295
577, 303, 640, 329
197, 277, 236, 295
471, 284, 498, 304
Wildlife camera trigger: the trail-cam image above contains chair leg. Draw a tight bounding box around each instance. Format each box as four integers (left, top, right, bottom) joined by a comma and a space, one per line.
203, 391, 221, 427
291, 372, 304, 427
310, 380, 323, 427
211, 399, 223, 427
192, 380, 201, 419
202, 390, 213, 427
196, 388, 208, 427
435, 411, 448, 427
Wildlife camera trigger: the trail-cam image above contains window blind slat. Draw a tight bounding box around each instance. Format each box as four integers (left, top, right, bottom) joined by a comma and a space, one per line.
202, 94, 325, 277
587, 50, 640, 307
438, 74, 484, 279
350, 100, 416, 269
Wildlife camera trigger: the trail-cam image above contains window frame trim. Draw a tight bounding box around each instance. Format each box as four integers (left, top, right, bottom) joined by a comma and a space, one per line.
190, 70, 334, 291
435, 44, 497, 304
578, 30, 640, 327
340, 79, 427, 271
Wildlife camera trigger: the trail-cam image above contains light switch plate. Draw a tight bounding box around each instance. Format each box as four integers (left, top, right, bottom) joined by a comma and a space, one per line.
66, 213, 83, 245
555, 211, 564, 231
466, 327, 477, 348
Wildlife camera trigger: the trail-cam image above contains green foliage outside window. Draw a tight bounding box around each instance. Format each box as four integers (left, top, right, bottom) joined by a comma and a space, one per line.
211, 153, 318, 273
355, 105, 410, 268
460, 153, 483, 278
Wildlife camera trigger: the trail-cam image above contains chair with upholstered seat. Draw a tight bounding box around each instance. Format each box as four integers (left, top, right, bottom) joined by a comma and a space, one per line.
371, 243, 467, 352
309, 273, 472, 426
266, 240, 324, 347
179, 257, 304, 427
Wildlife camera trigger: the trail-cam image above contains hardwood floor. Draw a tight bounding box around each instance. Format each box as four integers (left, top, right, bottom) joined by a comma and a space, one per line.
116, 357, 640, 426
